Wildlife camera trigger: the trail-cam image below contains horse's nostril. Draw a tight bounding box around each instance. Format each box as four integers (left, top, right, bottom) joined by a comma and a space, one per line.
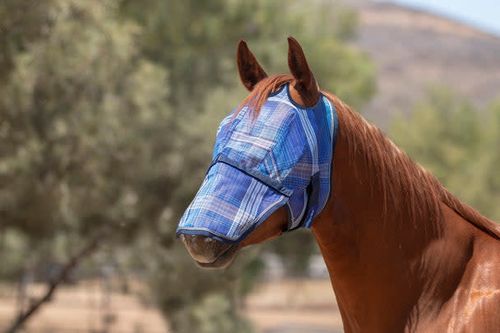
179, 234, 233, 263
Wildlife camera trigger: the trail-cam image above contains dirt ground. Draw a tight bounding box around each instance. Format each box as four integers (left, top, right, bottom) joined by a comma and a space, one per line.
0, 279, 343, 333
0, 281, 168, 333
245, 279, 343, 333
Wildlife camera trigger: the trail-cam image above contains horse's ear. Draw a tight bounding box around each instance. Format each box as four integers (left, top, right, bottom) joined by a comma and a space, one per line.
237, 40, 268, 91
287, 36, 320, 106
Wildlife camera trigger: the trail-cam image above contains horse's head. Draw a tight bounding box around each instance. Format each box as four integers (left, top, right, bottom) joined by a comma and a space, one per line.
177, 37, 337, 268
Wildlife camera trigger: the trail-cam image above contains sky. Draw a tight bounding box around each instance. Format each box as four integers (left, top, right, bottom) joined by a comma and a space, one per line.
390, 0, 500, 36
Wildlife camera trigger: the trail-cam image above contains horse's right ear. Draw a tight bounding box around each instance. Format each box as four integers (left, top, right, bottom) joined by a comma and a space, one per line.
237, 40, 267, 91
287, 36, 320, 107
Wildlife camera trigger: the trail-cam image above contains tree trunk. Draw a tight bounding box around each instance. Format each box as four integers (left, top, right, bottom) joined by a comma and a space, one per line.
4, 231, 107, 333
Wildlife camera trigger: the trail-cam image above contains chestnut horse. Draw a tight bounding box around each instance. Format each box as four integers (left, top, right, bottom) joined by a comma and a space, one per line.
177, 38, 500, 332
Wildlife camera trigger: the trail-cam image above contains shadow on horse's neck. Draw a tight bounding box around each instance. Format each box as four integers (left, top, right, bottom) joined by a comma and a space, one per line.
310, 94, 476, 332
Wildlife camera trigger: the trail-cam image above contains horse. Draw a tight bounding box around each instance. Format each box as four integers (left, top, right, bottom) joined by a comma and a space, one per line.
177, 37, 500, 332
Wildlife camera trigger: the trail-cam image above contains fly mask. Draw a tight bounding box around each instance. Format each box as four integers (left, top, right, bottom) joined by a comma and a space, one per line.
177, 83, 338, 242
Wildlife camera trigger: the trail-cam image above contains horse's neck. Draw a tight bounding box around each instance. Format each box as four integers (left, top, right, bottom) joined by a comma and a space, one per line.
311, 129, 474, 332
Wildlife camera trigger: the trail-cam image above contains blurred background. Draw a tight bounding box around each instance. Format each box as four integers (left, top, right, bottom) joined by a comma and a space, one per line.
0, 0, 499, 332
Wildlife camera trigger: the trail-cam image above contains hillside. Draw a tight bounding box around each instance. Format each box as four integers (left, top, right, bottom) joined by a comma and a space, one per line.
348, 1, 500, 126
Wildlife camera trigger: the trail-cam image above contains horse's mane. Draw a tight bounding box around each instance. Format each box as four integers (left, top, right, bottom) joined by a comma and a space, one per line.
238, 74, 294, 114
326, 92, 500, 240
243, 75, 500, 240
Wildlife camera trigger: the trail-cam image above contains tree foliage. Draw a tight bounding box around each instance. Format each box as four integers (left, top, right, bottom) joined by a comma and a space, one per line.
0, 0, 172, 245
391, 88, 500, 221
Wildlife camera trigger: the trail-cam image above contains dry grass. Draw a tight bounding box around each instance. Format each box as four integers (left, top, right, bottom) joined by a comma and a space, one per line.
244, 279, 343, 333
0, 281, 168, 333
0, 279, 343, 333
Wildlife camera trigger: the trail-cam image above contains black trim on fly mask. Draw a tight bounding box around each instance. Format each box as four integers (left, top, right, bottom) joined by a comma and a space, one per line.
208, 154, 293, 197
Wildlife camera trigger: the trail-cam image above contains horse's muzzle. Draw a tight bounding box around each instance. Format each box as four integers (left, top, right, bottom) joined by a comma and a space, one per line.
179, 234, 238, 268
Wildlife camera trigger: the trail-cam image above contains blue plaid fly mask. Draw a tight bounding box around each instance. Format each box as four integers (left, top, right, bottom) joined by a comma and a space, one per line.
177, 83, 338, 242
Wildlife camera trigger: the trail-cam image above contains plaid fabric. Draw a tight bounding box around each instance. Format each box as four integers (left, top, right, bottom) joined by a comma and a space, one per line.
177, 84, 338, 242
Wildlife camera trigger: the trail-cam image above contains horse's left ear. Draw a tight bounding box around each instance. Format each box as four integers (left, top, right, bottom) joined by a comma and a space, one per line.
287, 36, 320, 107
237, 40, 268, 91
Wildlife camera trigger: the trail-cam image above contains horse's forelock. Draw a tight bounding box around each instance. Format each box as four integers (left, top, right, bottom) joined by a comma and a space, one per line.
236, 74, 294, 116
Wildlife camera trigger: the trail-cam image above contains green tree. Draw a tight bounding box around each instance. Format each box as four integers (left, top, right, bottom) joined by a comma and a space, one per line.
0, 0, 55, 83
0, 0, 174, 329
0, 0, 172, 242
391, 88, 500, 221
464, 102, 500, 219
120, 0, 375, 110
